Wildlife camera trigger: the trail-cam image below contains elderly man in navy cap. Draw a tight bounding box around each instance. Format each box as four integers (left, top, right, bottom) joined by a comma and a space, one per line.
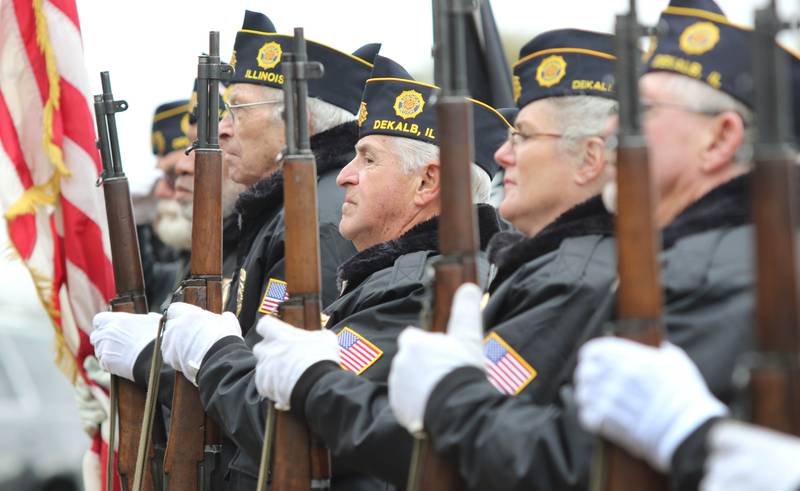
388, 1, 800, 489
381, 29, 620, 490
89, 10, 381, 489
573, 1, 800, 489
246, 55, 508, 488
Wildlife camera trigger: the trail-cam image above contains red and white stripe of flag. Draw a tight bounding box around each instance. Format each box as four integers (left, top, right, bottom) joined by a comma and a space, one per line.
1, 1, 116, 489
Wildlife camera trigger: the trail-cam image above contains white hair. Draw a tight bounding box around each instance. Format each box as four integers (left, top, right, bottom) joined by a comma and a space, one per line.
261, 86, 356, 134
389, 136, 491, 204
543, 95, 619, 163
660, 74, 754, 163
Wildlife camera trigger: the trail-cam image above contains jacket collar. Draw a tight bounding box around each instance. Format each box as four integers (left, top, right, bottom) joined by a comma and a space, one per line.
661, 173, 750, 249
489, 195, 614, 287
338, 204, 501, 291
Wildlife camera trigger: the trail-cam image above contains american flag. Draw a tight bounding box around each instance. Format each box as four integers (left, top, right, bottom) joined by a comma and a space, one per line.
484, 333, 537, 395
1, 1, 117, 488
258, 278, 289, 315
337, 327, 383, 375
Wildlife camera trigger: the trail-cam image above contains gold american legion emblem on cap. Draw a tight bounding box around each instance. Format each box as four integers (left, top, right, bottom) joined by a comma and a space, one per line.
257, 41, 283, 70
679, 21, 720, 56
536, 55, 567, 88
393, 90, 425, 120
152, 130, 166, 155
358, 101, 368, 127
512, 75, 521, 102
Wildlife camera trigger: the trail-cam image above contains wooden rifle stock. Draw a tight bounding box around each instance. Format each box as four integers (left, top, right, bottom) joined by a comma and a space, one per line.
94, 71, 156, 491
410, 2, 479, 489
414, 100, 475, 491
270, 153, 330, 490
256, 28, 330, 491
748, 2, 800, 437
594, 2, 667, 490
596, 145, 666, 491
163, 31, 229, 491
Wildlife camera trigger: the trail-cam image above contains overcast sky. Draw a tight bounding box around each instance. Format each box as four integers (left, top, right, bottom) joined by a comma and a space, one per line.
74, 0, 799, 194
2, 0, 800, 315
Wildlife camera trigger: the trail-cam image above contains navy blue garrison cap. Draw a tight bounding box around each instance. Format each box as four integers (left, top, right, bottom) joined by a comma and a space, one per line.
228, 10, 378, 114
512, 29, 616, 109
646, 0, 800, 139
151, 100, 189, 156
357, 55, 511, 178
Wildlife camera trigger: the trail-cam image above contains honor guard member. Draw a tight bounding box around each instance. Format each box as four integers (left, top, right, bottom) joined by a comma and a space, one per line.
247, 55, 507, 488
140, 99, 191, 311
391, 1, 800, 489
91, 10, 381, 490
377, 29, 620, 490
575, 1, 800, 488
170, 79, 246, 305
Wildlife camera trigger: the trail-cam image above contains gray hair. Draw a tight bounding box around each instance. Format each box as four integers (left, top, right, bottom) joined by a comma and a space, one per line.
544, 95, 619, 164
660, 74, 754, 164
261, 86, 356, 134
389, 136, 491, 204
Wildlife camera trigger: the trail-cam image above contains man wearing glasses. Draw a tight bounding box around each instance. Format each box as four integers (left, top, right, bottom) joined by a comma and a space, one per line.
90, 10, 379, 489
388, 1, 788, 489
248, 31, 617, 488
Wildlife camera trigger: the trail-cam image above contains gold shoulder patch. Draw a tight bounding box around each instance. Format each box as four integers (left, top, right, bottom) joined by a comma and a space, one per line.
235, 269, 247, 317
679, 21, 720, 56
483, 332, 537, 395
536, 55, 567, 88
337, 327, 383, 375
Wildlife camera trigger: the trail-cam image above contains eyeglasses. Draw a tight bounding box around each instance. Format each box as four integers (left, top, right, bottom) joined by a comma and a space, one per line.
507, 127, 563, 149
639, 100, 723, 118
223, 99, 282, 123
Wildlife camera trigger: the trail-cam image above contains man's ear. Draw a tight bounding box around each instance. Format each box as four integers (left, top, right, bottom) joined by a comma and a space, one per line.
574, 137, 607, 185
701, 111, 745, 173
414, 160, 441, 207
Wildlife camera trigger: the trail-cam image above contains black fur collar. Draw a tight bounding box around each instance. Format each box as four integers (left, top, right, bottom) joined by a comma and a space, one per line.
662, 173, 749, 249
234, 121, 358, 226
338, 204, 501, 291
489, 195, 614, 288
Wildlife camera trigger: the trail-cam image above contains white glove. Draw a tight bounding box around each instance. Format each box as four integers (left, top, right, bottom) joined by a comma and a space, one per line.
575, 337, 728, 472
84, 355, 111, 389
702, 420, 800, 491
90, 311, 161, 381
388, 283, 484, 434
73, 370, 106, 437
253, 316, 339, 411
161, 302, 242, 386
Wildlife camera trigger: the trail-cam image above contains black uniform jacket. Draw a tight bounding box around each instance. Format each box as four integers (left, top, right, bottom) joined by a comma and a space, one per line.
421, 175, 752, 491
281, 198, 613, 489
132, 121, 358, 490
225, 121, 358, 334
192, 205, 501, 490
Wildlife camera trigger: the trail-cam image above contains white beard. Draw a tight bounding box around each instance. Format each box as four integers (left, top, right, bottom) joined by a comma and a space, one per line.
154, 199, 193, 251
153, 177, 245, 252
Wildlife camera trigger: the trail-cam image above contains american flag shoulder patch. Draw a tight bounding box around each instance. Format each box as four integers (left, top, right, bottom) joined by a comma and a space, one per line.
258, 278, 289, 315
337, 327, 383, 375
484, 332, 537, 395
